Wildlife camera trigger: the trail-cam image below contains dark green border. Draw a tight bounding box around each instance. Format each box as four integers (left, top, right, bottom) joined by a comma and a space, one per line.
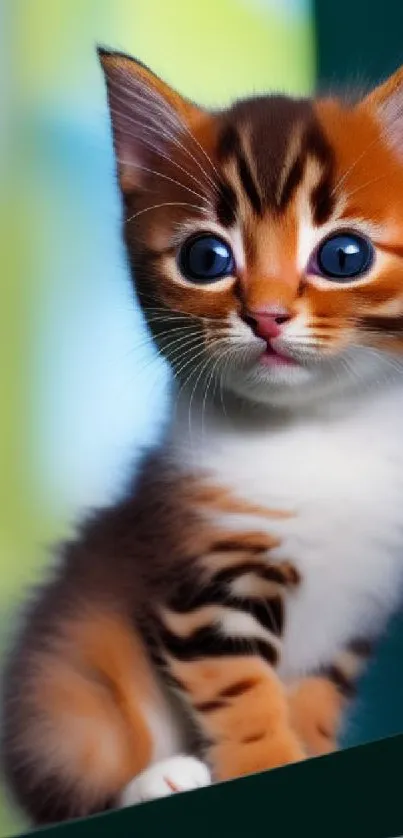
314, 0, 403, 88
13, 735, 403, 838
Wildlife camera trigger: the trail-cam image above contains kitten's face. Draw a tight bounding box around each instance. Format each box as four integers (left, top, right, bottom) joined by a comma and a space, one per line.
100, 50, 403, 408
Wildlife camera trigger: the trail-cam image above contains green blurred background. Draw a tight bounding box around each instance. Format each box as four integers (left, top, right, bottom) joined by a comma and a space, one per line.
2, 1, 403, 834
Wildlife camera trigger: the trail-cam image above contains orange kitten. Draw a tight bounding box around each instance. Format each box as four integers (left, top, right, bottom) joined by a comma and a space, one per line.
2, 50, 403, 824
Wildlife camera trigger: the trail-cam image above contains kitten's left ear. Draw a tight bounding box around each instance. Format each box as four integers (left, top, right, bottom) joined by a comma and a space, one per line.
98, 47, 205, 194
362, 65, 403, 157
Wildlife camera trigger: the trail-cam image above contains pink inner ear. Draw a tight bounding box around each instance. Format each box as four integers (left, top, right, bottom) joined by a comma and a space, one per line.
363, 67, 403, 160
376, 96, 403, 160
103, 65, 186, 194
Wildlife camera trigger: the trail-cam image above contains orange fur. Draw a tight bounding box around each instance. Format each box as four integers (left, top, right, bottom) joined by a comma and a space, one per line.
19, 609, 158, 810
168, 656, 306, 780
6, 51, 402, 825
94, 53, 403, 790
288, 677, 345, 756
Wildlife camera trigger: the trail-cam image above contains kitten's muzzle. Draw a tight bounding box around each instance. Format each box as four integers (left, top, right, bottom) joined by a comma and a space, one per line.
244, 307, 298, 367
244, 307, 292, 343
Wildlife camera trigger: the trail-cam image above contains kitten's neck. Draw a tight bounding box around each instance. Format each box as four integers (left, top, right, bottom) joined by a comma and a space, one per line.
169, 372, 395, 426
165, 371, 403, 460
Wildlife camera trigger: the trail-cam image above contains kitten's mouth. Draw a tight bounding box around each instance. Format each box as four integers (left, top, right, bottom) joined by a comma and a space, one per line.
259, 341, 299, 368
245, 315, 300, 368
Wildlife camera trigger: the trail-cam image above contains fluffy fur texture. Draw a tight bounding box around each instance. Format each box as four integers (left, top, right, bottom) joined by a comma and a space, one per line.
2, 49, 403, 825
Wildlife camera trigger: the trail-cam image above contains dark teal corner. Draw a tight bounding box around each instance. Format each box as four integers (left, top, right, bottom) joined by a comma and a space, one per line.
315, 0, 403, 88
14, 734, 403, 838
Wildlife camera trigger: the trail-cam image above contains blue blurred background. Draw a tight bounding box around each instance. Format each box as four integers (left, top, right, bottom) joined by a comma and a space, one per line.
2, 1, 403, 834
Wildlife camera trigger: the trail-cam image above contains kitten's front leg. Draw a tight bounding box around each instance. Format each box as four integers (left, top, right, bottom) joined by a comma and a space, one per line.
288, 676, 345, 756
288, 640, 373, 756
184, 657, 306, 782
157, 539, 306, 782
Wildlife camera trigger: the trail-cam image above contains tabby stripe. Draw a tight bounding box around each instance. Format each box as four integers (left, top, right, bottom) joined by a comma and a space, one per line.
217, 125, 239, 160
311, 173, 335, 225
214, 562, 299, 587
219, 677, 259, 698
140, 243, 177, 257
237, 153, 263, 216
360, 314, 403, 335
217, 124, 263, 216
348, 638, 373, 658
166, 591, 284, 637
243, 595, 284, 636
304, 121, 336, 225
216, 180, 238, 227
158, 623, 278, 664
212, 562, 268, 586
167, 579, 226, 612
194, 699, 227, 713
164, 594, 283, 637
278, 154, 304, 210
325, 664, 356, 698
209, 535, 272, 553
167, 561, 294, 613
160, 602, 281, 644
242, 732, 265, 744
377, 242, 403, 259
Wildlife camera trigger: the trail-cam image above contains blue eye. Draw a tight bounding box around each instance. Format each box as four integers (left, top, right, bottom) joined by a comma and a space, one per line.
317, 233, 374, 281
179, 235, 235, 283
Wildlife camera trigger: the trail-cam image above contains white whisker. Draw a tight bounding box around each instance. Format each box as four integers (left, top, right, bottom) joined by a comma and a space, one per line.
126, 201, 207, 224
116, 85, 222, 195
116, 160, 209, 204
331, 133, 382, 197
111, 115, 214, 197
111, 93, 220, 198
343, 173, 388, 201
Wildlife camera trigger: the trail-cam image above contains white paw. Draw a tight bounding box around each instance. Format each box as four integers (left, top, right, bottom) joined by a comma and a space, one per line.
119, 755, 211, 806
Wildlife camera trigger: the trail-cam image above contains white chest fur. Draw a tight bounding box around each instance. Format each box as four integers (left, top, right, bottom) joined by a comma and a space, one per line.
170, 385, 403, 679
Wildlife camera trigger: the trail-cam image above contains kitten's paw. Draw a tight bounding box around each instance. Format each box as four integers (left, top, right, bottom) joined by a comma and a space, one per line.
288, 677, 344, 756
119, 755, 211, 806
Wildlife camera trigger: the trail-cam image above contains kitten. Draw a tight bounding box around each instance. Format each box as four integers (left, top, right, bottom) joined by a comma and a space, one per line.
3, 48, 403, 825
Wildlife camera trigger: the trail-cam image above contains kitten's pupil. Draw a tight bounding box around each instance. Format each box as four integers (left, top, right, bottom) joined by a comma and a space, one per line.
337, 247, 346, 270
317, 233, 373, 282
179, 234, 235, 283
203, 248, 217, 273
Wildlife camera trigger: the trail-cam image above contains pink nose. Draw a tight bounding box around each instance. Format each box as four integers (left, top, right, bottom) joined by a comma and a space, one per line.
246, 308, 291, 342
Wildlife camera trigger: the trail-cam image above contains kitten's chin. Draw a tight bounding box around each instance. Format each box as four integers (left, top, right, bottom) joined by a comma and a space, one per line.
224, 346, 403, 411
225, 362, 319, 409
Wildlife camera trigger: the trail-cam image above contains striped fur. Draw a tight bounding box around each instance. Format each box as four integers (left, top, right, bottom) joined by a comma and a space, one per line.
3, 50, 403, 824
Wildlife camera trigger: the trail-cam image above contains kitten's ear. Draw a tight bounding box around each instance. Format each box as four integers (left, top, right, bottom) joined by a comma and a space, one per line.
362, 66, 403, 157
98, 47, 203, 194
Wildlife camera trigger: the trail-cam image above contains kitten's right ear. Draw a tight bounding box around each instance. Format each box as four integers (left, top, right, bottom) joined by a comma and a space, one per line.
361, 65, 403, 159
97, 47, 203, 194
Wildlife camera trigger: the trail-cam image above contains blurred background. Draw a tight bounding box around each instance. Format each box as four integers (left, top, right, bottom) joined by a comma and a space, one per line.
2, 1, 403, 834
